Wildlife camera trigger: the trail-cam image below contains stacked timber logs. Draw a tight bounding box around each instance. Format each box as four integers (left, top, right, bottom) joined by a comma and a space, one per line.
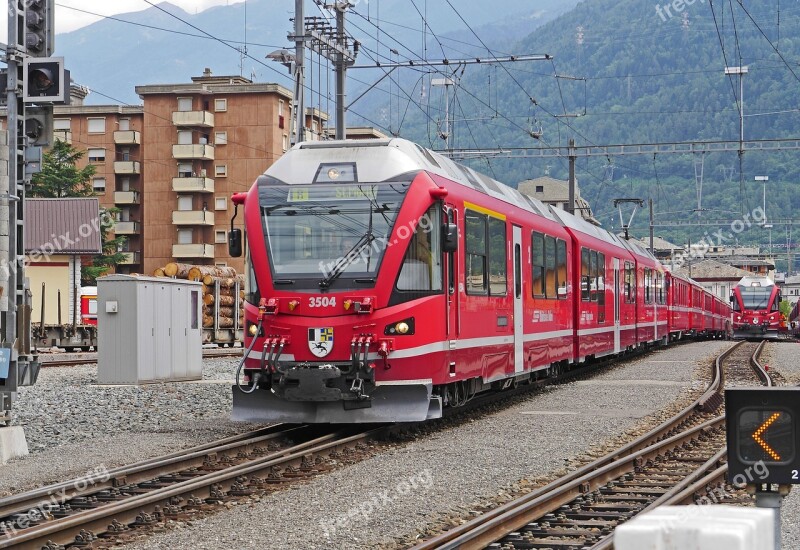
153, 263, 245, 329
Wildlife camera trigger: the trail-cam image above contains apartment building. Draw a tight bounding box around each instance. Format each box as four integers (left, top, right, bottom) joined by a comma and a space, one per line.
53, 86, 145, 273
135, 69, 295, 275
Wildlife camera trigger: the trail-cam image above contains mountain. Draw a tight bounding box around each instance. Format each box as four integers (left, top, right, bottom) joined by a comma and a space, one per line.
350, 0, 800, 257
55, 0, 577, 105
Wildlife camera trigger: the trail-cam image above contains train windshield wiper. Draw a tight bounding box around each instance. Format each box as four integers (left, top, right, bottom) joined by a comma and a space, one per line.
319, 234, 375, 289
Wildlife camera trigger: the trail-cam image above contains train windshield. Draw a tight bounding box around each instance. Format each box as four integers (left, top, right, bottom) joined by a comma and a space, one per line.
738, 287, 772, 310
259, 181, 409, 286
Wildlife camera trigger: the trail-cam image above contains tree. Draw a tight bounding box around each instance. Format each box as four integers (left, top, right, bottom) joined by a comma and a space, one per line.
30, 140, 127, 283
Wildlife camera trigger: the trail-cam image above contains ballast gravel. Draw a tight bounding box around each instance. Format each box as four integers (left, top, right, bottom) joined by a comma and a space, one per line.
760, 341, 800, 550
0, 357, 262, 496
113, 339, 733, 550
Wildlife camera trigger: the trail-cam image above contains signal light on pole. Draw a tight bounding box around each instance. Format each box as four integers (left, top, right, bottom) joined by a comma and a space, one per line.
23, 57, 68, 104
24, 0, 54, 57
24, 106, 53, 147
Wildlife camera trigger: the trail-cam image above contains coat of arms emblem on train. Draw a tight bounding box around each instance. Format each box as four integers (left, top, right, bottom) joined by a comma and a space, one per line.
308, 327, 334, 358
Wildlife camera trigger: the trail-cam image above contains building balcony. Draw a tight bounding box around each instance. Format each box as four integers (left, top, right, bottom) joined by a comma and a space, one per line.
113, 130, 141, 145
114, 161, 141, 175
172, 144, 214, 161
53, 130, 71, 144
114, 221, 140, 235
172, 210, 215, 226
119, 251, 141, 265
173, 243, 215, 259
114, 190, 140, 205
172, 177, 214, 193
172, 111, 215, 128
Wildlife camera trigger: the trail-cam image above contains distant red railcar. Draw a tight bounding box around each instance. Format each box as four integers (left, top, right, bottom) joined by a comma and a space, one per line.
731, 276, 782, 339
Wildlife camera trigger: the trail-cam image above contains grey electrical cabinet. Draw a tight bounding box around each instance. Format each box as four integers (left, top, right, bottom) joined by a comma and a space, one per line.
97, 275, 203, 384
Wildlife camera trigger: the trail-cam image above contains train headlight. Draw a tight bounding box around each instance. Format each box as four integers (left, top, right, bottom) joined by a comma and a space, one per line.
327, 168, 340, 180
384, 318, 415, 336
248, 324, 259, 336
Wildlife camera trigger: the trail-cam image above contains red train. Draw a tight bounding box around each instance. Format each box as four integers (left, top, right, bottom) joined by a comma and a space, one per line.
730, 276, 783, 339
228, 139, 731, 423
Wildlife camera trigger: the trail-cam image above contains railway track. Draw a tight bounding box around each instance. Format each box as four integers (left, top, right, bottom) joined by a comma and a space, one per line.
37, 347, 243, 367
412, 340, 771, 550
0, 423, 388, 549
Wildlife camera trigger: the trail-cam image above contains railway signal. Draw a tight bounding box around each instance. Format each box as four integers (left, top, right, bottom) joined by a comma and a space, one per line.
726, 388, 799, 484
24, 0, 55, 57
23, 57, 68, 103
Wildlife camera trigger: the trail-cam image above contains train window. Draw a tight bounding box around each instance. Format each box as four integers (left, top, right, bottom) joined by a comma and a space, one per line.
581, 248, 590, 302
532, 232, 545, 298
597, 253, 606, 307
625, 262, 635, 303
556, 239, 568, 300
397, 206, 442, 292
545, 236, 556, 298
465, 211, 487, 295
245, 252, 260, 305
644, 268, 651, 304
589, 250, 598, 302
488, 217, 507, 296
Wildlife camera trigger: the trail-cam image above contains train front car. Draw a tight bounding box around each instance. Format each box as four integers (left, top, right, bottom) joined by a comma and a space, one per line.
730, 276, 782, 340
230, 140, 457, 423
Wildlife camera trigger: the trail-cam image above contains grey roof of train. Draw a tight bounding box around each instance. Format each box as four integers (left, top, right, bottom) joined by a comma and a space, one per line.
271, 138, 641, 255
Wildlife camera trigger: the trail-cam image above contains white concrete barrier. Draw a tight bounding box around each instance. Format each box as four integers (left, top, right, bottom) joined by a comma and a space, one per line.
0, 426, 28, 463
615, 505, 774, 550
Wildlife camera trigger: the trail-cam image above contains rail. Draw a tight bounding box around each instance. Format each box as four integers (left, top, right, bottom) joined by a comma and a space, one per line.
412, 340, 771, 550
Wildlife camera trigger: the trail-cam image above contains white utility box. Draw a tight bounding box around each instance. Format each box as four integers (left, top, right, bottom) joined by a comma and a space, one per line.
615, 505, 775, 550
97, 275, 203, 384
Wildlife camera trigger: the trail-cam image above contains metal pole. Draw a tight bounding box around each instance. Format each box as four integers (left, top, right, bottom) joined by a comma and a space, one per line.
293, 0, 305, 144
568, 139, 576, 216
755, 489, 782, 550
335, 3, 346, 139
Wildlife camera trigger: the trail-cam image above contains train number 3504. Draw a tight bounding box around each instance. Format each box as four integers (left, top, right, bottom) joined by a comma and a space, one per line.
309, 297, 337, 308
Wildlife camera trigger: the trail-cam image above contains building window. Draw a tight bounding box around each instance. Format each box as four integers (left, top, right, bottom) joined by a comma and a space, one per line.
92, 178, 106, 193
215, 197, 227, 210
215, 164, 227, 177
120, 177, 131, 191
214, 131, 227, 145
88, 148, 105, 162
177, 195, 193, 211
535, 185, 544, 193
282, 134, 289, 151
177, 130, 193, 145
118, 118, 131, 131
53, 118, 70, 131
120, 147, 131, 161
215, 262, 228, 267
178, 163, 192, 177
278, 100, 284, 116
214, 98, 227, 112
177, 97, 193, 111
177, 229, 193, 244
87, 118, 105, 133
215, 230, 227, 244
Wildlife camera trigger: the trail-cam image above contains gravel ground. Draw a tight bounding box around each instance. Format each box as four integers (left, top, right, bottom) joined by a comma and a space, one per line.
112, 340, 732, 550
0, 357, 263, 496
760, 341, 800, 550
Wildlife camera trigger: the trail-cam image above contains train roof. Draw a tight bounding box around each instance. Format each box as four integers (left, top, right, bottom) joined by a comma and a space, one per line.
268, 138, 561, 222
736, 276, 775, 288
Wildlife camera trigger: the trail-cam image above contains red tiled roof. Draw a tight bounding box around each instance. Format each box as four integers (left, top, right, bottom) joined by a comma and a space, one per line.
24, 198, 103, 254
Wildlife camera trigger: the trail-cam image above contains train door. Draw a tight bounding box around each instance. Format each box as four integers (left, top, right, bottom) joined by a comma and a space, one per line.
512, 225, 523, 373
445, 205, 459, 342
613, 258, 621, 353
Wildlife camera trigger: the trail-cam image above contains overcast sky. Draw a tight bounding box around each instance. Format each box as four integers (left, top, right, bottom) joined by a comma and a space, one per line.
57, 1, 247, 33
